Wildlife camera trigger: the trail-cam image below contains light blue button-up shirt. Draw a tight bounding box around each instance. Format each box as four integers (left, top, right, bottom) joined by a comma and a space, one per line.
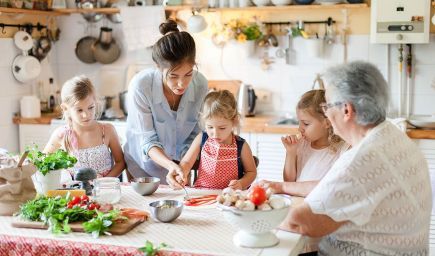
123, 68, 208, 182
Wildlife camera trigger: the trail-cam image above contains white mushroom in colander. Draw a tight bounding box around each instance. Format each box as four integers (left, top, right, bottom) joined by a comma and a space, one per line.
257, 202, 272, 211
269, 196, 286, 210
235, 199, 245, 210
241, 200, 255, 211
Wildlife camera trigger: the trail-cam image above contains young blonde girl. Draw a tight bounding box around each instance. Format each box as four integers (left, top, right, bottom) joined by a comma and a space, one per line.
44, 75, 125, 178
170, 90, 257, 190
260, 89, 349, 197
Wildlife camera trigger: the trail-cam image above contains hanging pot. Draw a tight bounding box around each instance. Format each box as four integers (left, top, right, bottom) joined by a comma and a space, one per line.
75, 36, 97, 64
12, 31, 41, 83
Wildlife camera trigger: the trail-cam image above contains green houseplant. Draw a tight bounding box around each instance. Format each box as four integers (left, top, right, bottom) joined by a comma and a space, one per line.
28, 148, 77, 195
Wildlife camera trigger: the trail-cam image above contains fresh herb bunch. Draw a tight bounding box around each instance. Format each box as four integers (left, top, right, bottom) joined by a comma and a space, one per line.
83, 210, 125, 238
19, 195, 123, 237
27, 147, 77, 176
138, 240, 168, 256
19, 195, 95, 234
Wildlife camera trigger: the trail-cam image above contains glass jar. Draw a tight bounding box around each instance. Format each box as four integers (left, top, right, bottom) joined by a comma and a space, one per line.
93, 177, 121, 204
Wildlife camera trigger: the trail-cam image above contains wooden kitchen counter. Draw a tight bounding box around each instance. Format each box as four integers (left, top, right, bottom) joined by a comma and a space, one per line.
406, 129, 435, 139
13, 112, 62, 125
241, 114, 299, 134
13, 113, 435, 138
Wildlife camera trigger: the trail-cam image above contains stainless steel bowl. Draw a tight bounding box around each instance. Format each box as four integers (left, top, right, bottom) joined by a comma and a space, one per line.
131, 177, 160, 196
149, 200, 183, 223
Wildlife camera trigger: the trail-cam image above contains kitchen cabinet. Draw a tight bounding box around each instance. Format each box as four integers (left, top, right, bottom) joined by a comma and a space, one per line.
250, 132, 286, 182
18, 124, 62, 153
413, 139, 435, 252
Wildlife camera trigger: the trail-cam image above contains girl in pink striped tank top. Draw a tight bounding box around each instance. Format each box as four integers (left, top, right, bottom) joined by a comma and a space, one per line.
43, 76, 125, 178
168, 90, 257, 190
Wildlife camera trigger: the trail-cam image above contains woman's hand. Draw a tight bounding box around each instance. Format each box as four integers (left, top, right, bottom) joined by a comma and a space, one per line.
166, 164, 187, 190
257, 179, 283, 194
281, 134, 300, 154
228, 180, 243, 190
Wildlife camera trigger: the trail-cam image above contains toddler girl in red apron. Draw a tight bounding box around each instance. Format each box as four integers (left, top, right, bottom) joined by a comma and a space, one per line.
171, 90, 257, 190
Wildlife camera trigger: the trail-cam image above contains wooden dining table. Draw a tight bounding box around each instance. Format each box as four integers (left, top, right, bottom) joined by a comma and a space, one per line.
0, 185, 306, 256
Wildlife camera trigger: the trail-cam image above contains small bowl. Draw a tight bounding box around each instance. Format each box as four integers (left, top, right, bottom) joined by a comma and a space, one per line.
252, 0, 271, 6
271, 0, 291, 5
294, 0, 314, 4
131, 177, 160, 196
149, 200, 183, 223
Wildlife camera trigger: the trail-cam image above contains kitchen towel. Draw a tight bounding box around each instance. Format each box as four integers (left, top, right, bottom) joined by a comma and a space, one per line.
119, 6, 165, 51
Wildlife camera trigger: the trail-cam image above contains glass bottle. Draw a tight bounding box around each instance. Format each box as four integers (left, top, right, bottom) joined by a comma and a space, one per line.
93, 177, 122, 204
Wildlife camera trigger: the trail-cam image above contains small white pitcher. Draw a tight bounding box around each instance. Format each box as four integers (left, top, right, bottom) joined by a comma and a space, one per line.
32, 170, 62, 195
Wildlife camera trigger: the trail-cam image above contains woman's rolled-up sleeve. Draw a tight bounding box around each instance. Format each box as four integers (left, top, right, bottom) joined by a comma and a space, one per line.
128, 79, 163, 161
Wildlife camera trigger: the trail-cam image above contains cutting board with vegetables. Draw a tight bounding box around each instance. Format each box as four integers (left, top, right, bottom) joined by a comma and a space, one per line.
12, 217, 144, 235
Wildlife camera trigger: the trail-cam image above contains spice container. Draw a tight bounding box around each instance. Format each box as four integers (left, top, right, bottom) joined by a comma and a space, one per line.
93, 177, 121, 204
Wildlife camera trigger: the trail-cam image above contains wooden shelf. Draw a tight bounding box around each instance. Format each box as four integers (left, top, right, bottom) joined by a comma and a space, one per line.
0, 3, 368, 17
54, 8, 120, 14
207, 3, 368, 11
0, 7, 66, 16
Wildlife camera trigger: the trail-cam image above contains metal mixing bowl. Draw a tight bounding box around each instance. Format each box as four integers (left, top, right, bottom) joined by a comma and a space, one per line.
131, 177, 160, 196
149, 200, 183, 223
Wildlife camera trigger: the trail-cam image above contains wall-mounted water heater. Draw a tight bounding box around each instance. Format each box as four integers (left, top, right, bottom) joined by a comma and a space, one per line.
370, 0, 431, 44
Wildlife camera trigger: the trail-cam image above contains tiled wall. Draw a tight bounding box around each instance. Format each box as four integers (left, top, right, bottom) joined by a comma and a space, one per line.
1, 13, 435, 152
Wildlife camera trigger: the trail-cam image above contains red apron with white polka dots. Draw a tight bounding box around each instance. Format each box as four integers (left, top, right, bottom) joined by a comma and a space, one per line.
194, 136, 239, 189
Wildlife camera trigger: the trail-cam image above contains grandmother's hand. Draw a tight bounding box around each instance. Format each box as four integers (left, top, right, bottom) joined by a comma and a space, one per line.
166, 164, 187, 190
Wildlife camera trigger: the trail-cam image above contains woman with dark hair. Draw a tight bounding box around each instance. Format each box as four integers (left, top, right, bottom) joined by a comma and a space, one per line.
124, 19, 208, 187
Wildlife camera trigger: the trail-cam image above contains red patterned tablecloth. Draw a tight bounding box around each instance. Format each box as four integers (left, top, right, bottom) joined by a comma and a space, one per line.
0, 186, 303, 256
0, 234, 208, 256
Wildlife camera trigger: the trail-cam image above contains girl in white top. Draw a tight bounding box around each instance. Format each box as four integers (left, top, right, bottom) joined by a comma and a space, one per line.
44, 76, 125, 178
261, 89, 348, 197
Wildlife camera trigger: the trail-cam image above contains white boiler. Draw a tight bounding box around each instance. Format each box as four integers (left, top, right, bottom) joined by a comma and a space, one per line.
370, 0, 431, 44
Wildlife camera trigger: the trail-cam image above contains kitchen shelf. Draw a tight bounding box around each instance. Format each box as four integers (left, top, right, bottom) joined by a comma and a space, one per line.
0, 3, 368, 17
0, 7, 66, 16
207, 3, 368, 11
54, 8, 120, 14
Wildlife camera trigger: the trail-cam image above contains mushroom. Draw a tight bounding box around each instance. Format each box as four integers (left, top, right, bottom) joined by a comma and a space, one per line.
74, 167, 97, 195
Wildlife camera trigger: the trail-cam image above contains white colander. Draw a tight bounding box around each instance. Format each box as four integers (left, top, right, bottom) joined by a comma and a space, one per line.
218, 195, 291, 248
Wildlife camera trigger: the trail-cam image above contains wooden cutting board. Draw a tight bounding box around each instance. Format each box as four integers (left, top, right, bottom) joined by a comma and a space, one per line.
11, 217, 144, 235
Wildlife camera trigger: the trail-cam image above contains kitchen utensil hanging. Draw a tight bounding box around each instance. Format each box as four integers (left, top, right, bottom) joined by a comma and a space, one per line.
92, 26, 121, 64
77, 0, 103, 23
31, 28, 52, 61
75, 23, 97, 64
12, 31, 42, 83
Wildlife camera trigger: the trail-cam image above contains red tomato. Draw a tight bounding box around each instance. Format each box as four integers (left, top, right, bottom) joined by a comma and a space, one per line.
249, 186, 267, 206
70, 196, 81, 205
80, 195, 89, 202
87, 203, 97, 210
95, 204, 101, 210
67, 202, 74, 209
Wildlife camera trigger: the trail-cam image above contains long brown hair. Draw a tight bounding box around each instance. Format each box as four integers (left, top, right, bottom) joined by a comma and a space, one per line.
152, 19, 196, 74
297, 89, 344, 152
61, 75, 100, 152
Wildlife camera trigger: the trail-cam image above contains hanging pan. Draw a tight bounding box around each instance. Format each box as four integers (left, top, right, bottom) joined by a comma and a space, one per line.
75, 36, 98, 64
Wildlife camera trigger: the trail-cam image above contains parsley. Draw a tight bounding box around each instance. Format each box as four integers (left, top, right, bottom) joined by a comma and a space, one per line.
19, 196, 122, 237
27, 147, 77, 176
82, 210, 125, 238
138, 240, 168, 256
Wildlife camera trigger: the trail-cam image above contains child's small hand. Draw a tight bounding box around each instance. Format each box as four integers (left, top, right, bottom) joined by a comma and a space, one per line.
281, 134, 300, 153
228, 180, 243, 190
258, 179, 283, 194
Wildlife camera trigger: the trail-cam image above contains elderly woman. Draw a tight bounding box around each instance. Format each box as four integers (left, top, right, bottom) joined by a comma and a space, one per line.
283, 61, 432, 255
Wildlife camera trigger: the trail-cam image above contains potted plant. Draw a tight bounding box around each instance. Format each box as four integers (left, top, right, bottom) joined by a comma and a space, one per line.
27, 148, 77, 195
211, 18, 262, 57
